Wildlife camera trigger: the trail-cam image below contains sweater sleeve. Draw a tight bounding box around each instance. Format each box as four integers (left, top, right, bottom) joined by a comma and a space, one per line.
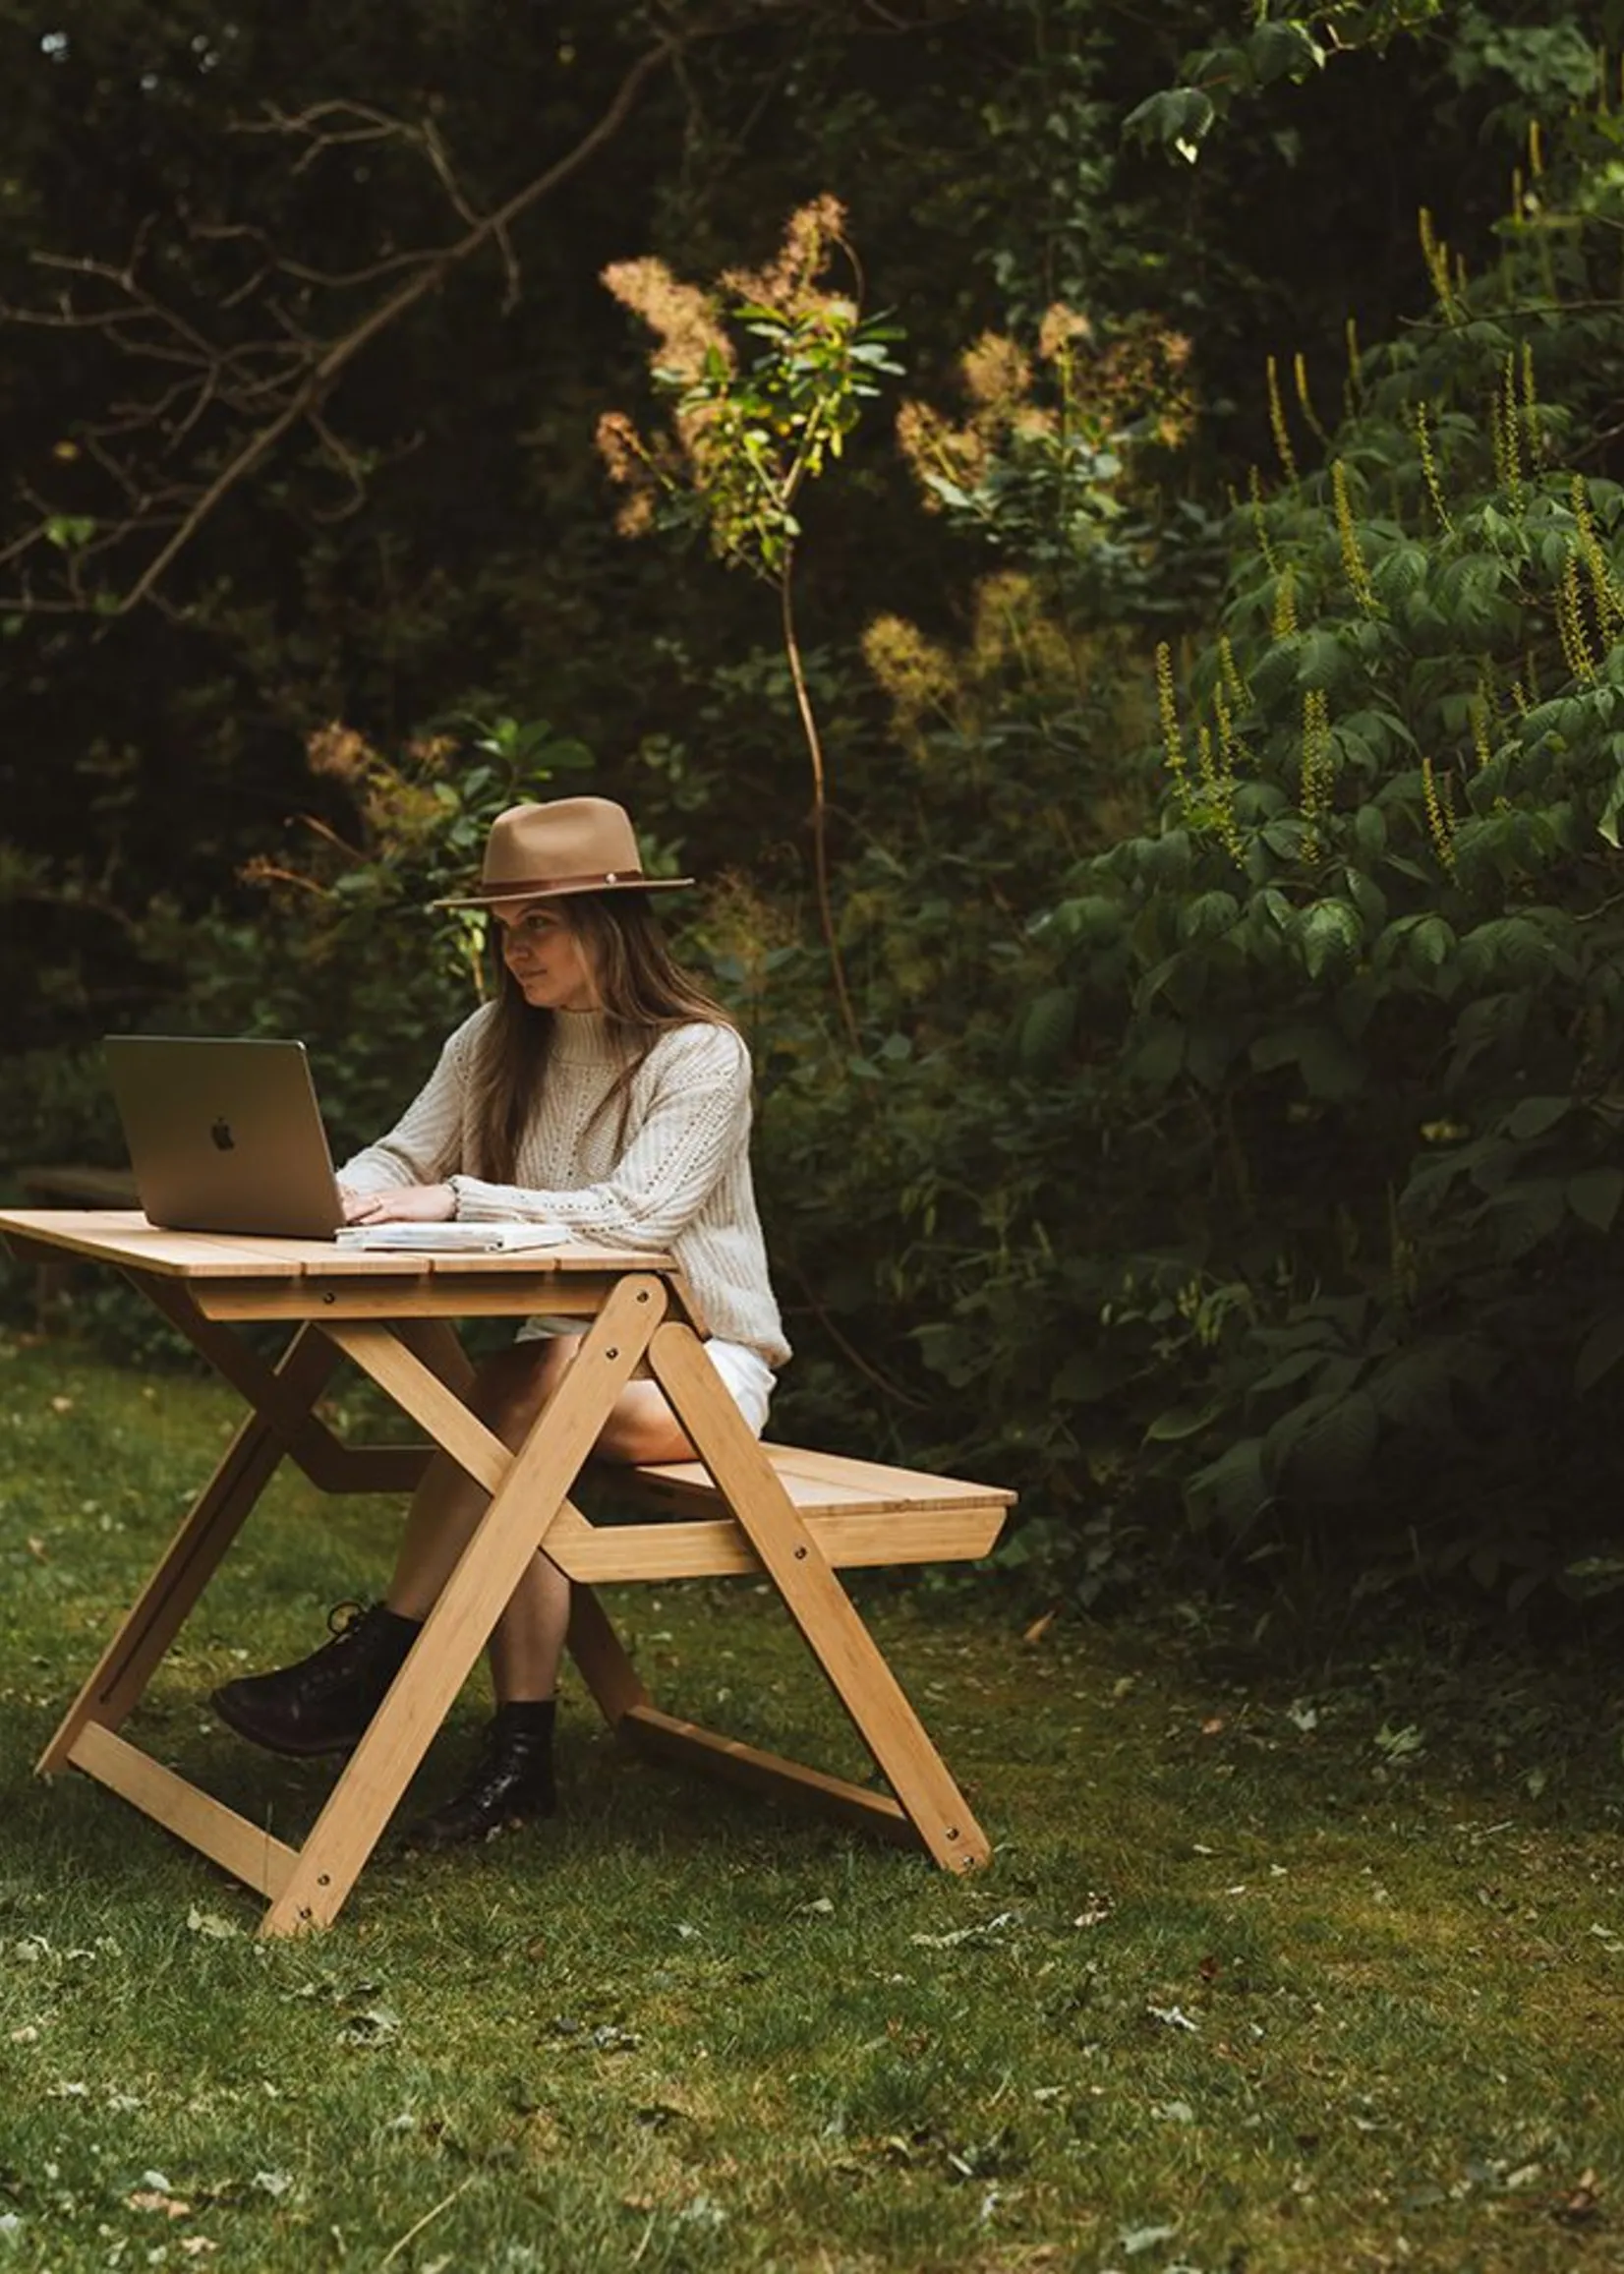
450, 1023, 751, 1249
336, 1015, 482, 1193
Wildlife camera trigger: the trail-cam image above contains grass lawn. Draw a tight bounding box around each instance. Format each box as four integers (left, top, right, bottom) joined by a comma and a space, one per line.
1, 1334, 1623, 2272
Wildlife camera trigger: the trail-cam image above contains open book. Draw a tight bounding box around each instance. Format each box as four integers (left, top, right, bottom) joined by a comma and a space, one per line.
333, 1220, 571, 1254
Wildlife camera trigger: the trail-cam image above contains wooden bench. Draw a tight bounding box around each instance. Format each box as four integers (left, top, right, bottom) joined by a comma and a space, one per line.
12, 1166, 140, 1325
542, 1441, 1015, 1840
551, 1444, 1011, 1582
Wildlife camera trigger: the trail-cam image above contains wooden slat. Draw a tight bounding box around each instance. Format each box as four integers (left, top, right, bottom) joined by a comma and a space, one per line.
548, 1502, 1006, 1582
0, 1208, 668, 1283
3, 1212, 286, 1275
70, 1723, 298, 1900
622, 1443, 1016, 1521
194, 1274, 642, 1321
621, 1708, 915, 1845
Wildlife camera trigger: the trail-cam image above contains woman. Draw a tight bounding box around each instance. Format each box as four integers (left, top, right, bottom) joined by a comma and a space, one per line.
210, 795, 789, 1847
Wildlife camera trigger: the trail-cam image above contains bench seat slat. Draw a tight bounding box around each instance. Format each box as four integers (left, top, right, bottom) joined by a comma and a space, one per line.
621, 1441, 1016, 1523
548, 1500, 1006, 1582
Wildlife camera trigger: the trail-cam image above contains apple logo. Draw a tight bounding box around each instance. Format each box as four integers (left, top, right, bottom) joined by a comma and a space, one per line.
210, 1118, 236, 1152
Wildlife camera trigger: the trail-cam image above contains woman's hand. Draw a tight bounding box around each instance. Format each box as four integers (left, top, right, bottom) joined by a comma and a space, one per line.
340, 1182, 456, 1225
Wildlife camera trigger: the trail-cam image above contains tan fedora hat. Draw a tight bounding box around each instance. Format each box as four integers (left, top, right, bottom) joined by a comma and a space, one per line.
432, 796, 692, 908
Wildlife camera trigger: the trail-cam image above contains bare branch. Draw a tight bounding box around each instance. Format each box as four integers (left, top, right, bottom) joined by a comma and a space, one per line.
0, 33, 686, 616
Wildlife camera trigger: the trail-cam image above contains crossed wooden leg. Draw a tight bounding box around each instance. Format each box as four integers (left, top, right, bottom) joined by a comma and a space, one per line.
563, 1316, 990, 1874
37, 1312, 341, 1777
264, 1272, 667, 1932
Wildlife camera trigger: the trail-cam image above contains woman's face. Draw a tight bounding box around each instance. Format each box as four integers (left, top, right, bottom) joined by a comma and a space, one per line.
493, 901, 600, 1013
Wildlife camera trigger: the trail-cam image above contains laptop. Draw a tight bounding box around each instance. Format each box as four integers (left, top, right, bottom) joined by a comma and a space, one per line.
104, 1035, 345, 1239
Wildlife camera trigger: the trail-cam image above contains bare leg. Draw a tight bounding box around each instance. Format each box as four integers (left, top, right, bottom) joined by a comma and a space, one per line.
384, 1337, 695, 1705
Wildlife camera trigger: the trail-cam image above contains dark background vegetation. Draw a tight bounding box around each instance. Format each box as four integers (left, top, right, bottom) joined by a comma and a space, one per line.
3, 0, 1621, 1639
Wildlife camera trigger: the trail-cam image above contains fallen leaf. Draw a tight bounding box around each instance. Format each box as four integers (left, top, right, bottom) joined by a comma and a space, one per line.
1120, 2221, 1180, 2255
186, 1908, 238, 1941
338, 2005, 400, 2045
1554, 2170, 1602, 2226
26, 1538, 46, 1563
49, 1396, 73, 1415
1021, 1608, 1059, 1646
127, 2192, 191, 2220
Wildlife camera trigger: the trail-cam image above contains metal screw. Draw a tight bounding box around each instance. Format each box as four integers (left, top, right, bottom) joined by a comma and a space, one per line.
318, 1873, 330, 1886
321, 1291, 335, 1306
606, 1347, 619, 1360
637, 1290, 649, 1304
793, 1545, 807, 1560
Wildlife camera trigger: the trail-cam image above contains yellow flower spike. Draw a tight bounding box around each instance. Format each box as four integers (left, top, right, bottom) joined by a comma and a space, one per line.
1214, 685, 1237, 771
1156, 641, 1189, 798
1266, 355, 1299, 484
1558, 553, 1598, 684
1572, 476, 1624, 644
1294, 352, 1330, 445
1271, 565, 1299, 640
1470, 689, 1493, 773
1219, 633, 1248, 709
1421, 755, 1458, 879
1332, 459, 1379, 613
1343, 316, 1363, 414
1412, 403, 1454, 534
1300, 687, 1333, 866
1196, 720, 1219, 795
1418, 208, 1456, 321
1499, 353, 1524, 511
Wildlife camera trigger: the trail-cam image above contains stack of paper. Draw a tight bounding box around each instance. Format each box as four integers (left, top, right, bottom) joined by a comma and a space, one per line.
334, 1220, 570, 1253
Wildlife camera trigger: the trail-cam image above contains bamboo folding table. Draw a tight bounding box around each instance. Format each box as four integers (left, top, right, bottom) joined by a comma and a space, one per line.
1, 1209, 1006, 1935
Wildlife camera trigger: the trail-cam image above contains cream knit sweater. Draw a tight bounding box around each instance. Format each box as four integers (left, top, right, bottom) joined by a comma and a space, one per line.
338, 1004, 789, 1369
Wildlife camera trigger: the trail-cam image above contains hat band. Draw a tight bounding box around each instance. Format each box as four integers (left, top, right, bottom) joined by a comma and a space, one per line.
477, 866, 647, 896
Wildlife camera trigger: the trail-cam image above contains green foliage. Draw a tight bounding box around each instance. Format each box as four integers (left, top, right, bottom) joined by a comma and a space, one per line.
1126, 1, 1452, 162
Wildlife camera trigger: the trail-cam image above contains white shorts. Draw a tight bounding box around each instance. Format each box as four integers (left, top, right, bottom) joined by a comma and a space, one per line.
513, 1317, 775, 1439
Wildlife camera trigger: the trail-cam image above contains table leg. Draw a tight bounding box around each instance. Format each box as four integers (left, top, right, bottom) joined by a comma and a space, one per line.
261, 1273, 668, 1933
646, 1320, 990, 1873
37, 1323, 339, 1776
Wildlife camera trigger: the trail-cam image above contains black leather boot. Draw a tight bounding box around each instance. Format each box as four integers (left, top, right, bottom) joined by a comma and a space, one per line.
210, 1602, 421, 1758
407, 1702, 557, 1849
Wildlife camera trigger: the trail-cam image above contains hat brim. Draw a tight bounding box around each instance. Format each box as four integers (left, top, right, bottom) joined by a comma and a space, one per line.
430, 876, 694, 910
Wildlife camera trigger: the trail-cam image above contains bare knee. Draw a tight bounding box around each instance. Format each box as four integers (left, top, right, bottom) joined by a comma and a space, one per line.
595, 1385, 693, 1468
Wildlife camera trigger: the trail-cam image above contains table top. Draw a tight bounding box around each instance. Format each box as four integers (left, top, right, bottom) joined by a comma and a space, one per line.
0, 1208, 675, 1283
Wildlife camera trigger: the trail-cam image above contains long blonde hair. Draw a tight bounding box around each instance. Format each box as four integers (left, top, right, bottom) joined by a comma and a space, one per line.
472, 893, 733, 1180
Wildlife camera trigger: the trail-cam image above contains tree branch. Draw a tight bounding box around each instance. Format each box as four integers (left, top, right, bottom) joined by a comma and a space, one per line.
0, 34, 684, 616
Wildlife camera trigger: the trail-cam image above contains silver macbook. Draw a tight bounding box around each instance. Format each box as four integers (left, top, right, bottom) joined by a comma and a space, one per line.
104, 1036, 345, 1239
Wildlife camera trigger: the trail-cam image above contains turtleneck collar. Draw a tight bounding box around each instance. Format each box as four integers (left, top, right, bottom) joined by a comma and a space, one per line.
550, 1008, 622, 1066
